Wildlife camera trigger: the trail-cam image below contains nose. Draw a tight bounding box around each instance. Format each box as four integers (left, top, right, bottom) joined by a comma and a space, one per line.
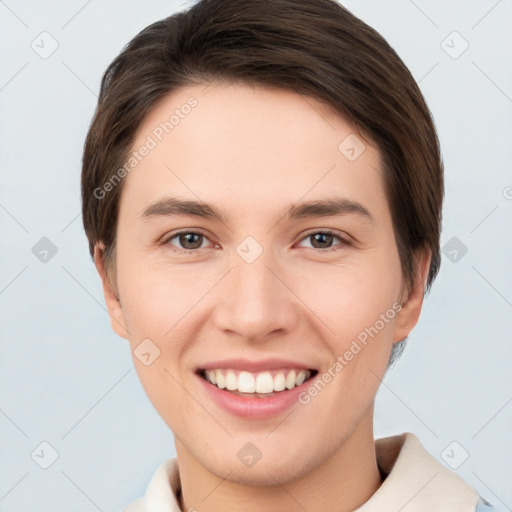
211, 248, 299, 342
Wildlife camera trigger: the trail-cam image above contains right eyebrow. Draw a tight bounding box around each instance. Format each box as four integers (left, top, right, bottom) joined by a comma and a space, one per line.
140, 197, 228, 223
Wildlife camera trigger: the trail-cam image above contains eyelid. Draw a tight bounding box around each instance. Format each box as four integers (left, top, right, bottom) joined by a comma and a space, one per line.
296, 228, 353, 249
160, 228, 353, 253
159, 228, 217, 249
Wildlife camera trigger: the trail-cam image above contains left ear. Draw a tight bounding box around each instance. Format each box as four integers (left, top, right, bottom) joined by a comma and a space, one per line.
393, 247, 432, 343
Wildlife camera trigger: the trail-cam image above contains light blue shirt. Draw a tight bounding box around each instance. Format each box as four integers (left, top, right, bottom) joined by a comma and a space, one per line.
475, 497, 497, 511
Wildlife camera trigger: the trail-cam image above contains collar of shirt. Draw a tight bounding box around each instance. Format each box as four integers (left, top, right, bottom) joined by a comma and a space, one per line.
124, 432, 484, 512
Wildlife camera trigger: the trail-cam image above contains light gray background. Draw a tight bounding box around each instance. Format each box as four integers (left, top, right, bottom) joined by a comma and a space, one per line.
1, 1, 511, 511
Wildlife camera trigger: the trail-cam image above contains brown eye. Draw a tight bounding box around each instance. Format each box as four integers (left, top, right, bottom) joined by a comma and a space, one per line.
309, 232, 335, 249
163, 231, 212, 251
178, 233, 204, 249
297, 230, 350, 252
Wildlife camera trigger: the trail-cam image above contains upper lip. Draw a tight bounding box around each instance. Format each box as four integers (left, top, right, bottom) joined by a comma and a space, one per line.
197, 358, 317, 373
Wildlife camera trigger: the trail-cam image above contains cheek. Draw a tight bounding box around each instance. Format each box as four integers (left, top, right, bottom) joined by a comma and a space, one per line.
290, 252, 402, 344
293, 258, 401, 420
118, 260, 196, 421
118, 246, 402, 347
116, 252, 208, 339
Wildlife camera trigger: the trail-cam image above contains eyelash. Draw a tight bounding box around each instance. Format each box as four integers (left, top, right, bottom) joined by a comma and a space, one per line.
159, 229, 352, 254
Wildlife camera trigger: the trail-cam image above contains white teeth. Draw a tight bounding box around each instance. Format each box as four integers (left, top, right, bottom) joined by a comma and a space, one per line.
273, 371, 286, 391
238, 371, 255, 393
216, 371, 226, 389
255, 372, 274, 393
285, 369, 296, 389
225, 370, 238, 391
204, 368, 311, 394
296, 371, 307, 386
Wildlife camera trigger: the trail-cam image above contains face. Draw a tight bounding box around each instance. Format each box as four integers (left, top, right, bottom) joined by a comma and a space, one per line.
97, 82, 428, 485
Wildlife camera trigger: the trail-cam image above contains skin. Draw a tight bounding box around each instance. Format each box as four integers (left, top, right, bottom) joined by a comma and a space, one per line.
95, 82, 430, 512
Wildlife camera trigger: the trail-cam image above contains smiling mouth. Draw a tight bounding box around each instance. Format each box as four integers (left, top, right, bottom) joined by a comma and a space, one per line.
197, 368, 318, 397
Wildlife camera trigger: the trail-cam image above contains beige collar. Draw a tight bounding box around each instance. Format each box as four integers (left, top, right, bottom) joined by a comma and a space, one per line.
125, 432, 480, 512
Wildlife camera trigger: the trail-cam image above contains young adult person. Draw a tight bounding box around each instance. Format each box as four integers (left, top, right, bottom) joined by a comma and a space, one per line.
81, 1, 496, 510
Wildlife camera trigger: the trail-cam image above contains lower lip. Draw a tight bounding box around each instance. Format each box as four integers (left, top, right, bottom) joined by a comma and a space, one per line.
196, 372, 315, 420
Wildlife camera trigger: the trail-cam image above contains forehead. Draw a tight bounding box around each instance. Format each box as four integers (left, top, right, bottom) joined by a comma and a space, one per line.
120, 82, 386, 222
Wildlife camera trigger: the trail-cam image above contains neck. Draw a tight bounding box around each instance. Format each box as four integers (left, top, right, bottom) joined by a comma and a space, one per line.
175, 408, 383, 512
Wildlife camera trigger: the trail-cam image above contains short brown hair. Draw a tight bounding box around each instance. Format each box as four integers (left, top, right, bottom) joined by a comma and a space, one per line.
81, 0, 444, 367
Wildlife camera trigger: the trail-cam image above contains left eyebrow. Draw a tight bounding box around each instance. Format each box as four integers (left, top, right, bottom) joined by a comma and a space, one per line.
140, 196, 374, 224
286, 198, 374, 223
